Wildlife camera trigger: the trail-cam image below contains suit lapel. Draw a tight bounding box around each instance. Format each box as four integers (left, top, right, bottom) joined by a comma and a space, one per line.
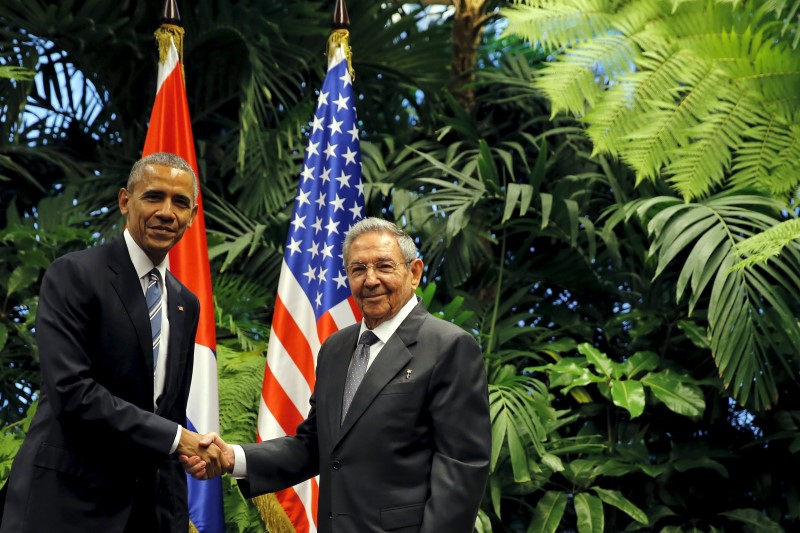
107, 237, 154, 378
157, 273, 188, 414
335, 303, 428, 445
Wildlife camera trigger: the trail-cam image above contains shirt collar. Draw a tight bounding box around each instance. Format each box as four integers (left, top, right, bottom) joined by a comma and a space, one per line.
360, 295, 419, 343
123, 229, 168, 281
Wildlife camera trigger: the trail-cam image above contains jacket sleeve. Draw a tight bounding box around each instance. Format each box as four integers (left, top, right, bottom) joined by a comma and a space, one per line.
237, 391, 320, 498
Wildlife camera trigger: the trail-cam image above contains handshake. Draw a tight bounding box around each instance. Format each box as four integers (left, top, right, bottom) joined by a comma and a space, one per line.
176, 428, 233, 480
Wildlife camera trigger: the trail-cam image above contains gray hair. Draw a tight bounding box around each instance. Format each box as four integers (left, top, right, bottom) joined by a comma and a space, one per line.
127, 152, 198, 201
343, 217, 418, 263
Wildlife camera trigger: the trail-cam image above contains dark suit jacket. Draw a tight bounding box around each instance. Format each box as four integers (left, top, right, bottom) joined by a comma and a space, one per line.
0, 236, 199, 533
239, 302, 491, 533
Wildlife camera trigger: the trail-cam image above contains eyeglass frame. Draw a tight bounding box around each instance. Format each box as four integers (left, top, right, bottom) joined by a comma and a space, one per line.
346, 259, 413, 279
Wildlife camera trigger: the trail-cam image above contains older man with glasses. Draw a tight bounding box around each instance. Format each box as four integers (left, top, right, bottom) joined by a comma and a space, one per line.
183, 217, 491, 533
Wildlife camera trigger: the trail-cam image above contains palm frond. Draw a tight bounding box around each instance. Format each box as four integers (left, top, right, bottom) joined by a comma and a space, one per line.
732, 218, 800, 269
762, 0, 800, 49
502, 0, 800, 200
644, 192, 800, 410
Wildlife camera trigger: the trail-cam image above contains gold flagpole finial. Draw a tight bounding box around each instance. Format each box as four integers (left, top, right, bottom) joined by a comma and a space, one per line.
328, 0, 354, 80
154, 0, 185, 82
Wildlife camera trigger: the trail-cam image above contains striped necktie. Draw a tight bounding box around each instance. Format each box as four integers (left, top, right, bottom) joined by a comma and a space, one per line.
146, 269, 163, 372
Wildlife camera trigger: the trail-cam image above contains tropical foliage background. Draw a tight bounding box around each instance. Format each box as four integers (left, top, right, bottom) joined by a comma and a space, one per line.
1, 0, 799, 531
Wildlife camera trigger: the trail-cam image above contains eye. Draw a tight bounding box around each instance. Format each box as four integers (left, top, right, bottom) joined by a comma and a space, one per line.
375, 261, 396, 274
348, 263, 367, 276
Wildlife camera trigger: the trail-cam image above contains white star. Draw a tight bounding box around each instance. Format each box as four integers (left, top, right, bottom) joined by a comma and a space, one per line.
328, 117, 343, 135
311, 114, 324, 133
312, 216, 323, 233
336, 171, 351, 188
331, 194, 346, 212
349, 201, 363, 219
291, 214, 306, 231
321, 243, 334, 259
297, 188, 311, 207
317, 91, 329, 107
340, 69, 352, 88
303, 265, 316, 283
306, 140, 319, 158
320, 167, 332, 183
315, 291, 323, 308
324, 143, 338, 159
334, 271, 348, 288
307, 240, 320, 258
333, 93, 350, 112
315, 192, 327, 209
318, 267, 328, 283
342, 147, 358, 166
286, 237, 302, 255
356, 181, 364, 196
325, 218, 340, 235
301, 165, 315, 182
347, 124, 359, 142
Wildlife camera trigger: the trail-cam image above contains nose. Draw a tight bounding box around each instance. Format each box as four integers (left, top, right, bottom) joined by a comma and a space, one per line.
155, 200, 177, 218
363, 267, 381, 285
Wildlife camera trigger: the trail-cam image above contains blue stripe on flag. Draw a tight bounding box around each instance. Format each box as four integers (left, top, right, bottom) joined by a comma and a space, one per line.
185, 418, 225, 533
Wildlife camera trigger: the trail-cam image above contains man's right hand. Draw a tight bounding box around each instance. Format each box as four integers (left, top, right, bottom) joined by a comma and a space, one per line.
178, 431, 234, 480
176, 428, 230, 479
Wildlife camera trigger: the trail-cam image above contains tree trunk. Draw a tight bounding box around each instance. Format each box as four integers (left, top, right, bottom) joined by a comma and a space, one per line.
450, 0, 488, 111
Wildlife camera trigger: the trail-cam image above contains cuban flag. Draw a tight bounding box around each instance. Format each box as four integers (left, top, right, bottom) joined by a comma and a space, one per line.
142, 28, 225, 533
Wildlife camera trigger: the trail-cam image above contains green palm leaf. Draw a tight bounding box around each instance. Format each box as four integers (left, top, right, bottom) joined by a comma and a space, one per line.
644, 192, 800, 409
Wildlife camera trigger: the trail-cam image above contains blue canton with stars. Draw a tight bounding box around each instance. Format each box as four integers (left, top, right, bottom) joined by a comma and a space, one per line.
284, 58, 364, 321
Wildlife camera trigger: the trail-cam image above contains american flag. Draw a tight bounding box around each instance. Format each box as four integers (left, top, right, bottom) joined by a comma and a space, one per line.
256, 44, 364, 533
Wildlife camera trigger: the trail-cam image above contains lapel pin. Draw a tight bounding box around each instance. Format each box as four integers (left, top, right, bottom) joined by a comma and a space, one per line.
406, 369, 413, 379
178, 305, 184, 312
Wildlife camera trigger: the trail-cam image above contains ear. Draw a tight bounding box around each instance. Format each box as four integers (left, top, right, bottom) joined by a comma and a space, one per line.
118, 188, 129, 215
187, 203, 199, 227
409, 258, 424, 289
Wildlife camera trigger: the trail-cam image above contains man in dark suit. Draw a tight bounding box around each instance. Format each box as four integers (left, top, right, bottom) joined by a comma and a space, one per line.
185, 218, 491, 532
0, 152, 227, 533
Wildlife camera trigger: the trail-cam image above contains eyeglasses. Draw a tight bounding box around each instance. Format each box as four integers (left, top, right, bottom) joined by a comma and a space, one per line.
346, 260, 411, 279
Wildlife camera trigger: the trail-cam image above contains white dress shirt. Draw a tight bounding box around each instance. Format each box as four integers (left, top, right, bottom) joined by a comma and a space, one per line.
123, 229, 182, 454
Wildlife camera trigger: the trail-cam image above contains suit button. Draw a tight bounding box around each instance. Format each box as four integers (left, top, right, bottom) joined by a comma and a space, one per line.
331, 460, 341, 470
328, 512, 333, 518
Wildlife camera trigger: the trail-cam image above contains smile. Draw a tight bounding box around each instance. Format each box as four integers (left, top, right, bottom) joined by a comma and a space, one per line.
149, 226, 175, 234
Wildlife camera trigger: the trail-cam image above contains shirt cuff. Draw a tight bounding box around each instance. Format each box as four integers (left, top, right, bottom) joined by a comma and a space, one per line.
169, 424, 182, 454
232, 444, 248, 478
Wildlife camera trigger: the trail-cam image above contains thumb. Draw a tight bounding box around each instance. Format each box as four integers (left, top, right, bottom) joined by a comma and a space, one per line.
199, 432, 219, 447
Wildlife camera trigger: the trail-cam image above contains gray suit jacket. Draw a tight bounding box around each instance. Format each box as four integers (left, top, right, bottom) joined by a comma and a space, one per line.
240, 301, 491, 532
0, 237, 199, 533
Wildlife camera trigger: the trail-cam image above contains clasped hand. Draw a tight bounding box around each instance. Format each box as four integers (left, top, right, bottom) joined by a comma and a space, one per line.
177, 430, 233, 480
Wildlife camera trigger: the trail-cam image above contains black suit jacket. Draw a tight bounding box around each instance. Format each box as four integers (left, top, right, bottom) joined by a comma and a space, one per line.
0, 236, 199, 533
240, 302, 491, 533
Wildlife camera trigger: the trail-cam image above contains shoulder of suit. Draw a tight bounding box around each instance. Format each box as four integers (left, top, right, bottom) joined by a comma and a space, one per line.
165, 272, 200, 307
47, 239, 114, 274
417, 310, 475, 339
324, 321, 360, 345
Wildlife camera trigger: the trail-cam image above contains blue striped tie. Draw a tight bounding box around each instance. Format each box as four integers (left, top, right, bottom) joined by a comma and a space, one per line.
146, 269, 163, 372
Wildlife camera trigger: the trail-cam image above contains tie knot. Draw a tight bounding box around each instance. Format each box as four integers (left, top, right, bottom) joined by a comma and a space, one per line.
358, 330, 379, 347
149, 268, 161, 283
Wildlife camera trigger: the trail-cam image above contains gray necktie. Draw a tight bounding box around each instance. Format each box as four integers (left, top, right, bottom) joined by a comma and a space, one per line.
341, 330, 379, 423
146, 269, 163, 373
